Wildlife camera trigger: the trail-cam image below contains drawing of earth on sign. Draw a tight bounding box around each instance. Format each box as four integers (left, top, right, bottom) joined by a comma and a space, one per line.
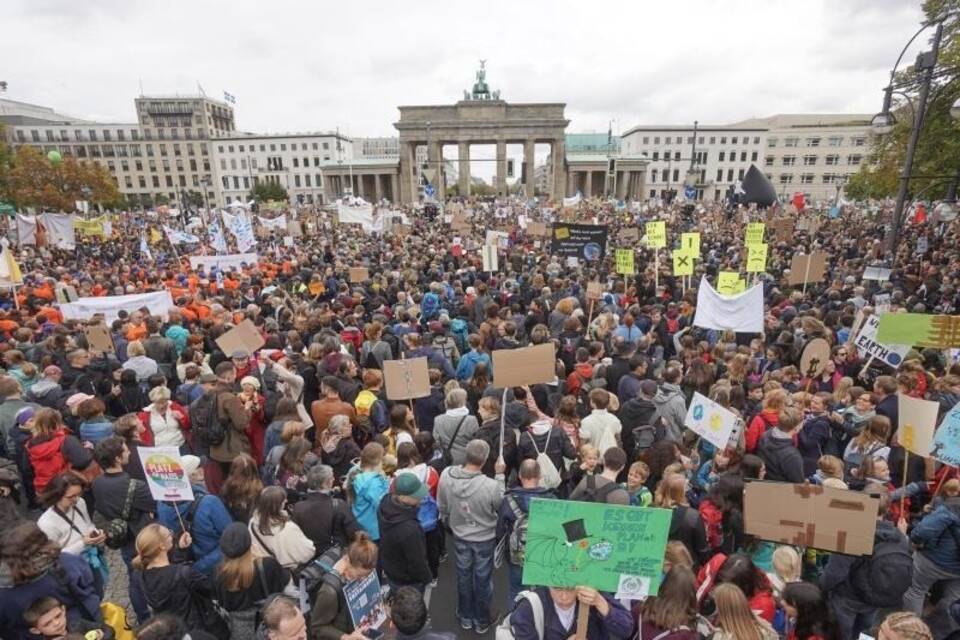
143, 454, 186, 488
583, 243, 602, 261
524, 518, 612, 585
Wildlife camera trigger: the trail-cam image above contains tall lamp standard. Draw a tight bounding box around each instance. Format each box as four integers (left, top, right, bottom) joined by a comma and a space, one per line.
871, 14, 959, 265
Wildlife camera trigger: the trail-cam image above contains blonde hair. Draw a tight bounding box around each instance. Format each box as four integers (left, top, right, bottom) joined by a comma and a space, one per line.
880, 612, 932, 640
817, 455, 844, 480
217, 549, 256, 592
663, 541, 693, 572
772, 545, 801, 583
712, 583, 768, 640
127, 340, 146, 357
654, 474, 688, 509
579, 444, 599, 460
132, 523, 168, 571
822, 477, 849, 489
148, 386, 171, 402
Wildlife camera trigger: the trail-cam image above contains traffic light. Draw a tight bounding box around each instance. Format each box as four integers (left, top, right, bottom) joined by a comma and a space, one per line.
607, 158, 616, 177
507, 159, 515, 179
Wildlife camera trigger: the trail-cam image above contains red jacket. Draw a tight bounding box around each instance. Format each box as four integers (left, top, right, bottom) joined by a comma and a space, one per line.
745, 409, 779, 453
565, 362, 596, 397
137, 401, 191, 447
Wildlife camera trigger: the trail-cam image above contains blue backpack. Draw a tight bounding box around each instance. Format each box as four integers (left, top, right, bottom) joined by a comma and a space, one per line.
421, 292, 440, 320
418, 493, 439, 532
450, 318, 469, 353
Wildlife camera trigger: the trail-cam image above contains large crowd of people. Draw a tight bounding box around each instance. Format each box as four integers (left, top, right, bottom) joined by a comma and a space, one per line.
0, 193, 958, 640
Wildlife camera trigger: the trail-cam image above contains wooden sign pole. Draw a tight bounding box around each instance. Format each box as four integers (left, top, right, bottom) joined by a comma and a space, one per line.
575, 603, 591, 640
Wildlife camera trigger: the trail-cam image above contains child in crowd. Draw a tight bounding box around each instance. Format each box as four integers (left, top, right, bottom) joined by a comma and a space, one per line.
625, 461, 652, 506
24, 597, 113, 640
567, 443, 599, 493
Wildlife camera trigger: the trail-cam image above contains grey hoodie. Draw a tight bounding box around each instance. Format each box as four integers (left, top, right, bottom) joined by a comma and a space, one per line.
438, 465, 504, 542
652, 382, 687, 442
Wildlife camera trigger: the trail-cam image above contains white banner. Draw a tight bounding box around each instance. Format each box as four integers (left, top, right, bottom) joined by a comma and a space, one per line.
693, 276, 764, 334
684, 391, 741, 450
188, 253, 258, 272
60, 290, 175, 322
257, 214, 288, 230
138, 446, 195, 502
337, 203, 374, 230
163, 225, 200, 245
482, 245, 498, 272
40, 213, 77, 250
209, 222, 228, 254
16, 214, 37, 246
563, 193, 582, 208
221, 211, 256, 252
854, 314, 910, 369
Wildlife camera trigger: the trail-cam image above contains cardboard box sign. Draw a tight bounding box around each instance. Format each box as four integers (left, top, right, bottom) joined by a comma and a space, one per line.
349, 267, 370, 283
744, 480, 879, 555
383, 357, 431, 400
618, 228, 639, 243
491, 343, 556, 389
787, 252, 828, 285
84, 323, 115, 353
586, 281, 603, 301
216, 319, 266, 357
527, 222, 548, 237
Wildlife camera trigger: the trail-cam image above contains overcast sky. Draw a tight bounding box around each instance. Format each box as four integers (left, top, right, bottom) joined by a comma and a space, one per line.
4, 0, 928, 176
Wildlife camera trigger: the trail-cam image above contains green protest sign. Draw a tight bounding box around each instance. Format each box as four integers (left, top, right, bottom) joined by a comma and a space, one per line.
876, 313, 960, 348
522, 499, 671, 598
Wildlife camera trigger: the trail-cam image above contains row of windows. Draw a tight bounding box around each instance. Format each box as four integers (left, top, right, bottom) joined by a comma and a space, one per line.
775, 173, 852, 185
217, 141, 334, 153
640, 134, 762, 146
768, 136, 866, 148
219, 174, 325, 191
17, 127, 222, 144
765, 154, 862, 167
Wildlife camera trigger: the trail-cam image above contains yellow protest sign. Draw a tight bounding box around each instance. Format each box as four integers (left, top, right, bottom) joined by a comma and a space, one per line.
615, 249, 635, 275
745, 222, 765, 247
681, 232, 700, 256
746, 243, 768, 273
672, 251, 694, 276
645, 221, 666, 249
717, 271, 746, 295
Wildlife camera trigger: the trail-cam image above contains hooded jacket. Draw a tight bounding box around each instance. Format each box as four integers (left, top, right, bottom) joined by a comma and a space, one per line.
455, 349, 491, 382
157, 487, 233, 576
350, 470, 389, 540
821, 519, 909, 600
438, 465, 504, 542
378, 495, 432, 586
142, 563, 228, 638
517, 421, 577, 479
757, 430, 805, 484
911, 496, 960, 573
406, 345, 456, 381
652, 383, 687, 442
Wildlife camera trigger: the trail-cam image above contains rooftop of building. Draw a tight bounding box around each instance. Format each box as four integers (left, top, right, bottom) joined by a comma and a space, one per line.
730, 113, 873, 128
222, 130, 351, 142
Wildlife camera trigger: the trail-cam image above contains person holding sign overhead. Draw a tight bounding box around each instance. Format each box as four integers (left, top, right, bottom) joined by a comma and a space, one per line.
506, 583, 633, 640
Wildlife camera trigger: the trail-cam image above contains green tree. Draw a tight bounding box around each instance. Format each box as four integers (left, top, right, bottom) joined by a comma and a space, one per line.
0, 123, 13, 204
250, 181, 288, 202
852, 0, 960, 200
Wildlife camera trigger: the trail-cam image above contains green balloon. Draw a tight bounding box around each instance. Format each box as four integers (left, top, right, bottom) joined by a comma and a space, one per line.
47, 150, 62, 165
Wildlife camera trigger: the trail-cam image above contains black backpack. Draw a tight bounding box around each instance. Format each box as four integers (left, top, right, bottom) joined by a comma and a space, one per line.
579, 474, 620, 504
190, 392, 226, 447
848, 536, 914, 607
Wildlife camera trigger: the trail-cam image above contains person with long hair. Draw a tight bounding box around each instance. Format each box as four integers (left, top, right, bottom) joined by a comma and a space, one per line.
714, 553, 778, 624
745, 388, 787, 453
221, 453, 264, 522
25, 407, 94, 494
655, 473, 711, 567
553, 395, 582, 450
636, 565, 700, 639
319, 414, 361, 482
248, 486, 315, 570
264, 398, 301, 455
843, 415, 890, 479
465, 361, 491, 415
271, 436, 317, 502
0, 522, 102, 640
699, 474, 745, 555
213, 523, 293, 640
782, 581, 839, 640
36, 473, 107, 595
133, 523, 229, 639
709, 583, 778, 640
309, 532, 379, 640
346, 442, 390, 542
113, 412, 148, 481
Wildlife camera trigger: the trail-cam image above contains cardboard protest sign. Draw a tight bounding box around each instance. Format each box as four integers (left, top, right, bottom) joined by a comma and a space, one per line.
800, 338, 831, 378
684, 392, 741, 450
898, 394, 938, 457
56, 284, 79, 303
876, 314, 960, 348
492, 343, 556, 388
216, 319, 266, 356
744, 481, 879, 555
383, 357, 431, 400
619, 227, 640, 243
745, 222, 765, 247
772, 218, 795, 243
522, 498, 671, 598
349, 267, 369, 283
931, 401, 960, 466
644, 221, 666, 249
717, 272, 745, 295
853, 315, 910, 368
672, 251, 694, 276
787, 252, 827, 286
681, 232, 700, 256
586, 281, 604, 301
551, 224, 608, 260
344, 571, 387, 635
481, 244, 498, 272
863, 266, 892, 281
615, 249, 634, 275
138, 447, 195, 502
746, 243, 768, 273
527, 222, 548, 237
282, 236, 294, 247
83, 324, 115, 353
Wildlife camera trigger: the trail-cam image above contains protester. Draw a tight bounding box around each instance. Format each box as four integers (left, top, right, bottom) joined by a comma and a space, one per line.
309, 532, 378, 640
248, 485, 315, 570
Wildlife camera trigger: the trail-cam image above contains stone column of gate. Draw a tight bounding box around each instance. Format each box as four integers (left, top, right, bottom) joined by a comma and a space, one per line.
583, 171, 593, 198
550, 137, 566, 203
390, 173, 399, 204
399, 142, 416, 203
496, 140, 508, 196
374, 174, 383, 202
429, 141, 445, 201
458, 142, 470, 197
615, 171, 627, 200
524, 139, 536, 197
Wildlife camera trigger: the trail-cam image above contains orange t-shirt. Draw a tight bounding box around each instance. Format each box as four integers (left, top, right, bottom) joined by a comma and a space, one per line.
126, 323, 147, 341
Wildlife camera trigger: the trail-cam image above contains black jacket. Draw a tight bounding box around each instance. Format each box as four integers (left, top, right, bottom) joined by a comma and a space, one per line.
290, 492, 358, 553
142, 564, 229, 639
516, 426, 577, 479
91, 471, 155, 547
756, 431, 805, 484
821, 519, 909, 601
377, 496, 432, 587
669, 505, 711, 567
605, 356, 633, 396
476, 419, 517, 479
618, 396, 657, 459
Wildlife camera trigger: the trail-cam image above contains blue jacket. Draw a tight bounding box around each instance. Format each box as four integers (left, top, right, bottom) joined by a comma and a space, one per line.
351, 470, 389, 541
158, 486, 234, 576
509, 587, 634, 640
496, 487, 556, 542
456, 350, 491, 382
911, 496, 960, 573
0, 554, 101, 640
79, 417, 114, 446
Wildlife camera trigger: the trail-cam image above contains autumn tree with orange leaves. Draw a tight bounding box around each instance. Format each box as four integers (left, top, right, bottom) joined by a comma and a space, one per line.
2, 145, 121, 211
